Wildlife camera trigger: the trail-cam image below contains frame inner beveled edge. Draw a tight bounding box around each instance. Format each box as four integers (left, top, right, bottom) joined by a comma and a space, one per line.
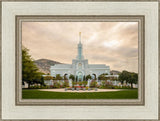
15, 15, 145, 106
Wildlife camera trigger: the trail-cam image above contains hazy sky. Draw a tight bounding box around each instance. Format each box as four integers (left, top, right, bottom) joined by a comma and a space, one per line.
22, 22, 138, 72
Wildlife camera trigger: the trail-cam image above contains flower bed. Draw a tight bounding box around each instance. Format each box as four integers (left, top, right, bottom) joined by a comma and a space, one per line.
64, 85, 98, 91
65, 86, 91, 90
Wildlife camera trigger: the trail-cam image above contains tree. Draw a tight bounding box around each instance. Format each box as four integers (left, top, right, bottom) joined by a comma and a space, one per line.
98, 74, 106, 81
55, 74, 63, 80
83, 75, 86, 81
86, 74, 92, 81
118, 70, 138, 88
103, 73, 108, 75
92, 74, 97, 80
40, 76, 45, 86
22, 47, 43, 88
127, 72, 138, 88
118, 70, 128, 85
44, 75, 53, 80
32, 71, 44, 85
69, 74, 75, 81
52, 76, 56, 80
64, 74, 68, 80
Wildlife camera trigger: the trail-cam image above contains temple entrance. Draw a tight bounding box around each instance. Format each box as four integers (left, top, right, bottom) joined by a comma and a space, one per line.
77, 72, 83, 82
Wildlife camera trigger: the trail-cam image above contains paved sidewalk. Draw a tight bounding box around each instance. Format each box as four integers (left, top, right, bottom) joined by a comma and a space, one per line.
39, 88, 122, 93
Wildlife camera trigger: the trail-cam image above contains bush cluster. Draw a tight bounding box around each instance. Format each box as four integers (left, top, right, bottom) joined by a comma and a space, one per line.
114, 85, 131, 89
90, 80, 97, 88
99, 81, 113, 89
30, 85, 49, 89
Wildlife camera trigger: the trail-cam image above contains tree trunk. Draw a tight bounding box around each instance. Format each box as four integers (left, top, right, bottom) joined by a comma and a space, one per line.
131, 83, 133, 89
28, 83, 31, 89
121, 81, 123, 86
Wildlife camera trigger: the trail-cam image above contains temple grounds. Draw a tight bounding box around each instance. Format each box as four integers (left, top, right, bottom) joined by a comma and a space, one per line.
22, 88, 138, 99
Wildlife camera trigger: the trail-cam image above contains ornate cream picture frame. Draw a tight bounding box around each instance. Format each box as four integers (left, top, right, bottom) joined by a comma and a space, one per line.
1, 0, 160, 120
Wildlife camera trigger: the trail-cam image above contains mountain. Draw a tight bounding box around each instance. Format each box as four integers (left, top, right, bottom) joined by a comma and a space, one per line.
34, 59, 61, 74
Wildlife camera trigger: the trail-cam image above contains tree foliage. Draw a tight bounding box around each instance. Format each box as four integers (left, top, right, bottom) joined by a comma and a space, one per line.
22, 47, 43, 88
118, 70, 128, 85
98, 74, 106, 80
69, 74, 75, 81
92, 74, 97, 80
127, 72, 138, 88
55, 74, 63, 80
86, 74, 92, 81
118, 70, 138, 88
44, 76, 53, 80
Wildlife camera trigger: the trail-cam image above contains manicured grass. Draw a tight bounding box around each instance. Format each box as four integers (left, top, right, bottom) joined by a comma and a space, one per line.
22, 89, 138, 99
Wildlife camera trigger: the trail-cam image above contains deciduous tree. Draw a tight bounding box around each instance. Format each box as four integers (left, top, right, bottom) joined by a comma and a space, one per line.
22, 47, 43, 88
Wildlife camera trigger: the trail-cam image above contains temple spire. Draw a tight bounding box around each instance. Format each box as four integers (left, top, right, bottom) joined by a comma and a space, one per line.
79, 32, 81, 44
76, 32, 84, 60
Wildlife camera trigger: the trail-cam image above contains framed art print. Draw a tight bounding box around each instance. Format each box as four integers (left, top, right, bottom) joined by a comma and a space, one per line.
16, 15, 144, 106
1, 0, 160, 120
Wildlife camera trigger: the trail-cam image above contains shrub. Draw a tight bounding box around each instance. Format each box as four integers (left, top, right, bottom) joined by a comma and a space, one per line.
113, 85, 131, 89
82, 81, 87, 87
77, 86, 81, 88
30, 85, 49, 89
72, 81, 75, 87
44, 76, 53, 80
101, 81, 105, 87
50, 85, 53, 88
90, 80, 97, 88
122, 85, 131, 89
53, 81, 60, 88
63, 80, 69, 87
41, 85, 49, 89
99, 81, 113, 89
104, 81, 113, 89
79, 81, 82, 86
85, 86, 89, 90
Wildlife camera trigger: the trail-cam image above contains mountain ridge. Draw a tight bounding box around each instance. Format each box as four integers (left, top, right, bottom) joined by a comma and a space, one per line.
34, 59, 62, 74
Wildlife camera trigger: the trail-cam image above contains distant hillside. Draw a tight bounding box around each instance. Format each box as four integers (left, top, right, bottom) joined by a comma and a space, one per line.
34, 59, 61, 74
110, 70, 121, 75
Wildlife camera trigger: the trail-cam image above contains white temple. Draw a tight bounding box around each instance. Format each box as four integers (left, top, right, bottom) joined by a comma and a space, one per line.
50, 32, 110, 81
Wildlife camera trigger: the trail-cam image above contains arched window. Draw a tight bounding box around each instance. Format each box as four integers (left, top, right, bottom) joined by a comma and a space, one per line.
78, 63, 82, 69
78, 72, 83, 81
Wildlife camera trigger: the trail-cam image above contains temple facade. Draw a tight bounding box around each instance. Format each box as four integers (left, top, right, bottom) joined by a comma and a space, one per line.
50, 32, 110, 81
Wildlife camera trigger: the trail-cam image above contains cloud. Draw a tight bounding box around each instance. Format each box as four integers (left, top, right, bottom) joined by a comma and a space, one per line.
22, 22, 138, 72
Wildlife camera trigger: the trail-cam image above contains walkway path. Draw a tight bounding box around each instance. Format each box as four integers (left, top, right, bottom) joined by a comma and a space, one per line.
39, 88, 122, 93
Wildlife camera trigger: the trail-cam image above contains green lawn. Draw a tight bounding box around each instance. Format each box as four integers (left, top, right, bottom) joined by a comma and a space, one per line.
22, 89, 138, 99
